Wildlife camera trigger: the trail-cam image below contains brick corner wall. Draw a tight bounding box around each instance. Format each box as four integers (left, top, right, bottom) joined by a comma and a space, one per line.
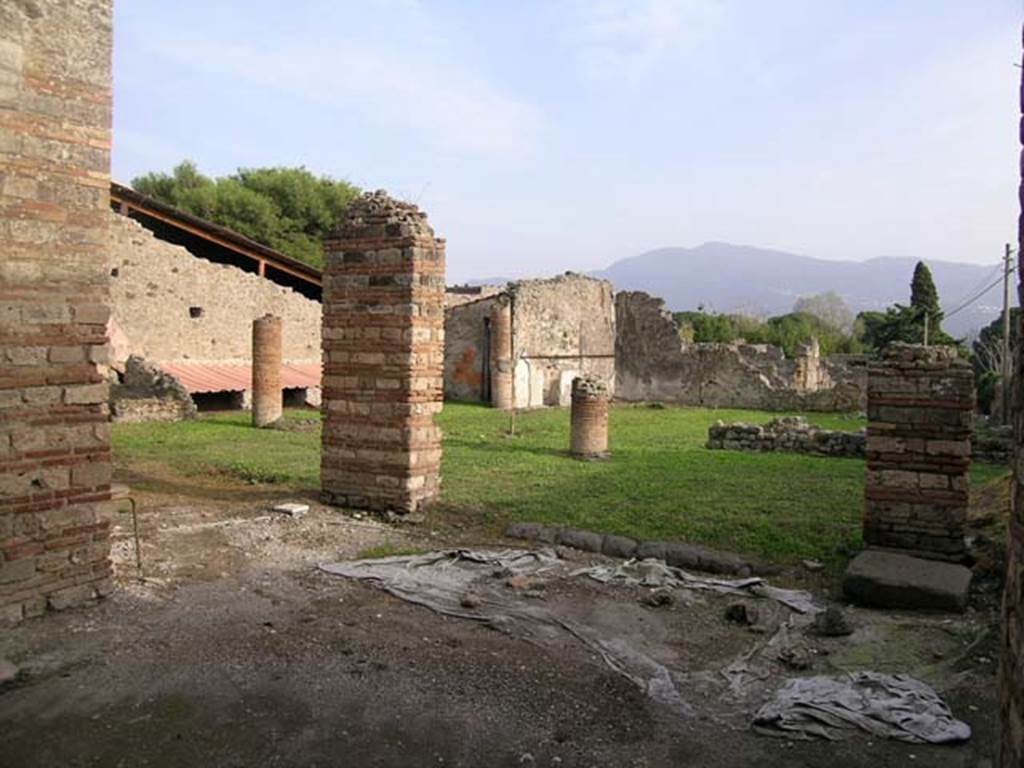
0, 0, 114, 624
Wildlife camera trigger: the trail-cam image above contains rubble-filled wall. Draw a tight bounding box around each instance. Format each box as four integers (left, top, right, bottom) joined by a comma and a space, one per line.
615, 291, 865, 412
443, 274, 616, 407
109, 214, 321, 365
0, 0, 114, 624
707, 417, 866, 458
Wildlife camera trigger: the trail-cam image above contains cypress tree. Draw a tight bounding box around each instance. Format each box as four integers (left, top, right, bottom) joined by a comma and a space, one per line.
910, 261, 942, 331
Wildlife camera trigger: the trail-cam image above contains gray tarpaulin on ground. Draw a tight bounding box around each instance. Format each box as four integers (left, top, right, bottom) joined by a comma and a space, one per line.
753, 672, 972, 743
319, 549, 818, 716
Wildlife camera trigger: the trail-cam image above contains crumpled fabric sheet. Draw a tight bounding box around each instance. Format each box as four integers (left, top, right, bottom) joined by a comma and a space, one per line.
319, 549, 820, 716
578, 558, 822, 615
753, 672, 972, 744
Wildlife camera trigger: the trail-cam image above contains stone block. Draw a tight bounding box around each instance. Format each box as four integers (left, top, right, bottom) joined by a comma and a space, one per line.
555, 528, 604, 553
842, 550, 972, 612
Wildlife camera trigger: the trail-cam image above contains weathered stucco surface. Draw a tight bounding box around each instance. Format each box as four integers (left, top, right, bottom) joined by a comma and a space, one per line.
614, 291, 865, 412
109, 213, 321, 366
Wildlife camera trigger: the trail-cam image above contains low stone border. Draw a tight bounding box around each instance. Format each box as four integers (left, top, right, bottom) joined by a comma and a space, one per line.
504, 522, 773, 577
706, 416, 1010, 464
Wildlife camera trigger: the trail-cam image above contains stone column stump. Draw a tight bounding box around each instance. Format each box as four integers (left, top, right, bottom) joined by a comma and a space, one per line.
320, 191, 445, 515
570, 376, 610, 459
252, 314, 283, 427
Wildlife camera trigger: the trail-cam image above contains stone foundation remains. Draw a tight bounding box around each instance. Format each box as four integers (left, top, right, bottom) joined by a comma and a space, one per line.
444, 274, 616, 408
570, 377, 610, 458
110, 356, 196, 423
252, 315, 283, 427
614, 291, 866, 412
707, 417, 865, 458
320, 191, 445, 515
0, 0, 115, 624
863, 344, 974, 560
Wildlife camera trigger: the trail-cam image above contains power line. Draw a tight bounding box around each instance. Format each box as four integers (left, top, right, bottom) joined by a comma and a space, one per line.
944, 266, 1016, 320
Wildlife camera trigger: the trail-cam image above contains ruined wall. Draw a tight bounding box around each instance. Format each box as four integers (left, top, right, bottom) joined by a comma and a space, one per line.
109, 214, 321, 365
1000, 25, 1024, 766
444, 274, 616, 407
615, 291, 865, 412
443, 295, 498, 403
0, 0, 114, 624
707, 417, 866, 458
863, 344, 973, 560
110, 356, 196, 423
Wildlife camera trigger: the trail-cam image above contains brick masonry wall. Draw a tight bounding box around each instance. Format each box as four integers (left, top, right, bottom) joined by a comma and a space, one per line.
1000, 24, 1024, 767
0, 0, 114, 624
321, 191, 445, 515
863, 344, 974, 560
109, 213, 320, 365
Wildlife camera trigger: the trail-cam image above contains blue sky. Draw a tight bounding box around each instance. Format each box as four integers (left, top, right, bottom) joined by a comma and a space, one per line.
113, 1, 1020, 283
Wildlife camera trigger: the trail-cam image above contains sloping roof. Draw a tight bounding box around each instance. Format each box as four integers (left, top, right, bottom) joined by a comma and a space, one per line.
110, 181, 323, 292
159, 362, 321, 394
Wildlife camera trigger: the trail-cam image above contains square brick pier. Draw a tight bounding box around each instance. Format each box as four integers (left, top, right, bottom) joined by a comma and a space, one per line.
320, 192, 445, 515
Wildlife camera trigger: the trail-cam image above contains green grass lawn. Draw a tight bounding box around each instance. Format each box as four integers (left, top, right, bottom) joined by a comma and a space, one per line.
112, 403, 1007, 565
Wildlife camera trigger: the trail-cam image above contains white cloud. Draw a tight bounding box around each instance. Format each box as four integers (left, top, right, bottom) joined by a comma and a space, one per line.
569, 0, 724, 82
150, 33, 542, 160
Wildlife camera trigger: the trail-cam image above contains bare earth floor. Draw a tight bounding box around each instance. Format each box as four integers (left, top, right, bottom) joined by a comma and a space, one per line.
0, 483, 1003, 767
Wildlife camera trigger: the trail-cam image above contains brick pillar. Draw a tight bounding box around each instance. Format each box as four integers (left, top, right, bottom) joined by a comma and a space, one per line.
321, 191, 445, 515
0, 1, 114, 624
1000, 24, 1024, 767
570, 376, 610, 459
252, 314, 283, 427
863, 344, 973, 561
489, 296, 514, 410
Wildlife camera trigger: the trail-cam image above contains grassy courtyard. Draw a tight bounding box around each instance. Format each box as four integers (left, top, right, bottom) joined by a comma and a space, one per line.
112, 403, 1007, 565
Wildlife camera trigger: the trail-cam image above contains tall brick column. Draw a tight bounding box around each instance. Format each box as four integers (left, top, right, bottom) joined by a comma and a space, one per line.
252, 314, 283, 427
1000, 24, 1024, 767
570, 376, 610, 459
489, 296, 514, 410
321, 191, 445, 515
864, 344, 973, 561
0, 1, 114, 624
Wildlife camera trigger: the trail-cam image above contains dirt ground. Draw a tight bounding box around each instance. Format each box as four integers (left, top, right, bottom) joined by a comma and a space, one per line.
0, 473, 1004, 767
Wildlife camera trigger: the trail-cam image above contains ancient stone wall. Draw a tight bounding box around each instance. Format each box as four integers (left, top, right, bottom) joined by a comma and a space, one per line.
863, 344, 974, 560
0, 0, 114, 624
1000, 24, 1024, 766
443, 274, 616, 408
707, 417, 866, 458
109, 213, 321, 366
614, 291, 865, 412
321, 192, 445, 514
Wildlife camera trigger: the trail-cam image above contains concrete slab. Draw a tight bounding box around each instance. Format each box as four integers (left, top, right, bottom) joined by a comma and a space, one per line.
843, 550, 972, 612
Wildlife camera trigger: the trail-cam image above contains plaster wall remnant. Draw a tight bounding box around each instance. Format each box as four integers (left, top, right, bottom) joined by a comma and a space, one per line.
1000, 23, 1024, 766
444, 273, 616, 408
252, 315, 283, 427
320, 191, 445, 515
614, 291, 865, 412
0, 0, 114, 624
570, 377, 610, 459
108, 213, 321, 366
863, 344, 974, 561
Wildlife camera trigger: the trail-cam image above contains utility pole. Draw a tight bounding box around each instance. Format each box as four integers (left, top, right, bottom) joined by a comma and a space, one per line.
1003, 242, 1015, 424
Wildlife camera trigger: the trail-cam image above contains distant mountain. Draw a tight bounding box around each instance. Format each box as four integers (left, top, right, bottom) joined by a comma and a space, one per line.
589, 242, 1009, 337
